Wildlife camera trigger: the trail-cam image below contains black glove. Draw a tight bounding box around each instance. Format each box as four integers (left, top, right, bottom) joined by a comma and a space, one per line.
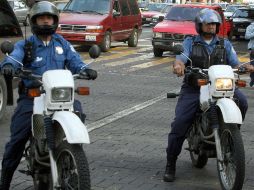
80, 68, 97, 80
1, 64, 15, 76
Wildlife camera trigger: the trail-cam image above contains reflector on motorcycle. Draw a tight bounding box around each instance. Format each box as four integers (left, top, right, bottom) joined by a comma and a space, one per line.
28, 88, 41, 97
197, 79, 208, 86
235, 80, 246, 87
76, 87, 90, 95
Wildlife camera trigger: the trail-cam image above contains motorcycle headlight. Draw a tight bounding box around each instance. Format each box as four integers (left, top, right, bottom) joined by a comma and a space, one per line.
51, 88, 72, 102
215, 79, 233, 91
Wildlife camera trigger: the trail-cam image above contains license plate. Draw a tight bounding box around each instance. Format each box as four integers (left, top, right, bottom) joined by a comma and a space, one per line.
146, 18, 152, 21
238, 28, 246, 32
85, 35, 96, 41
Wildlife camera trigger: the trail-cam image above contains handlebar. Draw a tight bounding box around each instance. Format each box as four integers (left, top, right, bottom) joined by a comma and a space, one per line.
15, 69, 91, 81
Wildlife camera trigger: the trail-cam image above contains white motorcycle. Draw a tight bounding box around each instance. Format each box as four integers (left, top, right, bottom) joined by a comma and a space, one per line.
1, 41, 100, 190
168, 45, 247, 190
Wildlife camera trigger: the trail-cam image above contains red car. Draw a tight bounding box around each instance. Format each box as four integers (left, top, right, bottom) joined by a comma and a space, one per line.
57, 0, 142, 52
152, 4, 233, 57
141, 3, 169, 25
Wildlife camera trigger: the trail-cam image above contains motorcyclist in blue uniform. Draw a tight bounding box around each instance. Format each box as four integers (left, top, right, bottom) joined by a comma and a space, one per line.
163, 8, 251, 182
0, 1, 97, 189
245, 22, 254, 86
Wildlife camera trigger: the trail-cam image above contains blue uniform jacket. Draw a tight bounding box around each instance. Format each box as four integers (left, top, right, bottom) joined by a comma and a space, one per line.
1, 34, 88, 87
245, 22, 254, 50
176, 35, 239, 68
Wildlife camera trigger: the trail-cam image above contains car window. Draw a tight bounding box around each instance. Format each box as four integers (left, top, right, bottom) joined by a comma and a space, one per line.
161, 4, 172, 13
119, 0, 130, 16
0, 2, 23, 37
233, 9, 254, 19
147, 3, 167, 12
113, 0, 120, 13
165, 7, 202, 21
55, 2, 67, 10
225, 5, 238, 12
64, 0, 110, 14
128, 0, 139, 15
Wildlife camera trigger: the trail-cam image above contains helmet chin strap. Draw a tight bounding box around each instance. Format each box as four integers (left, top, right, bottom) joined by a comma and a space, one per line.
202, 32, 216, 39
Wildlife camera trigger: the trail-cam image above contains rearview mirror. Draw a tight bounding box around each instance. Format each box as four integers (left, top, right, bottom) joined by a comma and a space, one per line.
1, 41, 14, 55
158, 16, 164, 22
172, 44, 183, 55
89, 45, 101, 59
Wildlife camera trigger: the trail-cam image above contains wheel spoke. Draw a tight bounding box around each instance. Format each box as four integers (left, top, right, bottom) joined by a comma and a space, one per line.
58, 150, 79, 189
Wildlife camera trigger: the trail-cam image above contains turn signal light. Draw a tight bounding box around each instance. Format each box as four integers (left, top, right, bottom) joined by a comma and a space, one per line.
197, 79, 208, 86
235, 80, 246, 87
76, 87, 90, 95
28, 88, 41, 97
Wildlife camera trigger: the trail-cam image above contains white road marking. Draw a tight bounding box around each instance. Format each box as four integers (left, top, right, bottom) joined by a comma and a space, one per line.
87, 94, 166, 132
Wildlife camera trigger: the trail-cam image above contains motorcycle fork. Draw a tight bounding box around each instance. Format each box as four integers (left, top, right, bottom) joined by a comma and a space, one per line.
209, 101, 223, 167
49, 150, 60, 189
44, 115, 61, 189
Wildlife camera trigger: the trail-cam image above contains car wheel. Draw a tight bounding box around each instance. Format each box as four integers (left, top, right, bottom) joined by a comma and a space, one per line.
128, 28, 138, 47
153, 47, 163, 57
235, 35, 241, 40
100, 31, 111, 52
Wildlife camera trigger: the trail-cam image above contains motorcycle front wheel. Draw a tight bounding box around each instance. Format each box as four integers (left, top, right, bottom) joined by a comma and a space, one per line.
56, 141, 91, 190
217, 122, 245, 190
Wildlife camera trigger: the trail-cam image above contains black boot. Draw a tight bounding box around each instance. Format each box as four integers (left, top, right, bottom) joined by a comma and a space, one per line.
0, 168, 14, 190
163, 157, 177, 182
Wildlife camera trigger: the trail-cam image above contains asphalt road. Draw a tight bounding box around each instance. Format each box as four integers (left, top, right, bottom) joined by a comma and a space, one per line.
0, 27, 253, 190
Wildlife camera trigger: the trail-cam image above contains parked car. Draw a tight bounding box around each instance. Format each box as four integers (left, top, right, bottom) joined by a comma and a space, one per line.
53, 0, 69, 11
213, 2, 229, 11
141, 3, 169, 25
7, 0, 29, 26
0, 0, 23, 120
152, 4, 232, 57
56, 0, 142, 52
223, 4, 246, 19
138, 1, 148, 12
231, 7, 254, 40
150, 3, 173, 26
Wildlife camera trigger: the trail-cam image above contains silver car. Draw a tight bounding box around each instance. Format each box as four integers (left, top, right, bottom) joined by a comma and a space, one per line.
8, 0, 29, 26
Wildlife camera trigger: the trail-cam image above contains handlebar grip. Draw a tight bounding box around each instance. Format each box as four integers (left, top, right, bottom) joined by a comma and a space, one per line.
167, 93, 180, 98
238, 66, 247, 74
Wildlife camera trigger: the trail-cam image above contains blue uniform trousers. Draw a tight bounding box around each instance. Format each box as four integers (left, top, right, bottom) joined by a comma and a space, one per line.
166, 83, 248, 160
250, 50, 254, 86
1, 95, 84, 172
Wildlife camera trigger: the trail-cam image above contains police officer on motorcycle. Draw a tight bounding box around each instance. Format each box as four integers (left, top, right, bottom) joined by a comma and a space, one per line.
164, 8, 250, 182
0, 1, 97, 189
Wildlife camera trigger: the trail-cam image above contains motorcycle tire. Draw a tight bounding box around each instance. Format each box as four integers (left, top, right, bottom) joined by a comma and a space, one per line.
188, 142, 208, 169
56, 141, 91, 190
0, 75, 7, 120
33, 175, 51, 190
217, 121, 245, 190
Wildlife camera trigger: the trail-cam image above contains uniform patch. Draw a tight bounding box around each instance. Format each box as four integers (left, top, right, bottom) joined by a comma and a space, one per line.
35, 57, 42, 62
56, 46, 63, 54
70, 45, 76, 52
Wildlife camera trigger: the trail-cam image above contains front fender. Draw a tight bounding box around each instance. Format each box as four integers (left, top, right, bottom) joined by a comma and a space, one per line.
216, 98, 242, 124
52, 111, 90, 144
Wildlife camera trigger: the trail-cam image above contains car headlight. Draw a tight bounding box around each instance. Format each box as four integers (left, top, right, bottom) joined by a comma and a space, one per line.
153, 32, 162, 38
215, 79, 233, 91
85, 25, 103, 33
51, 88, 72, 102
